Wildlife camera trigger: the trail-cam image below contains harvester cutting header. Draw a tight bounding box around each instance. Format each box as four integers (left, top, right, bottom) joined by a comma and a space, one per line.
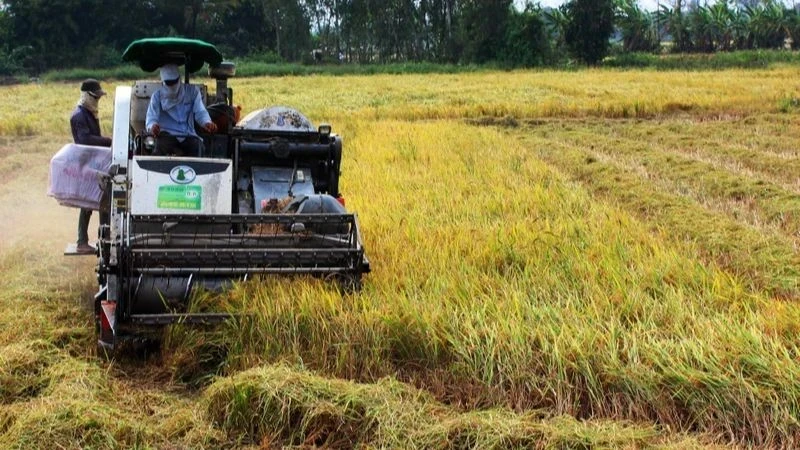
56, 38, 370, 350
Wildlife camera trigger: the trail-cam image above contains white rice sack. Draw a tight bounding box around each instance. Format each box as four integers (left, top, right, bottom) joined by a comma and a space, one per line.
48, 144, 112, 210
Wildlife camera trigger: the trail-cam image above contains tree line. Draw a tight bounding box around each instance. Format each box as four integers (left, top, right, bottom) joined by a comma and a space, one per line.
1, 0, 799, 76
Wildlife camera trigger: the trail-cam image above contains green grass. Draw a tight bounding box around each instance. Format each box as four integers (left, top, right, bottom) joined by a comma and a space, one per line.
27, 49, 800, 83
604, 49, 800, 70
39, 61, 489, 83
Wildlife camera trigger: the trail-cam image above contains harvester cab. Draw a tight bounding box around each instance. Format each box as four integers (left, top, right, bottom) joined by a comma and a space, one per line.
92, 38, 369, 350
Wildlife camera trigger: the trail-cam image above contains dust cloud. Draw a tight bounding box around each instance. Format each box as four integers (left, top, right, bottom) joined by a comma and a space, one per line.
0, 137, 96, 280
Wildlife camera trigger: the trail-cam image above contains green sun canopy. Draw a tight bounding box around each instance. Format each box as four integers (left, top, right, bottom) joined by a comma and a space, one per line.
122, 38, 223, 73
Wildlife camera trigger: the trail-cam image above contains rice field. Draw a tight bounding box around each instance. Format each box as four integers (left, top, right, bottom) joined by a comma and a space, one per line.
2, 67, 800, 448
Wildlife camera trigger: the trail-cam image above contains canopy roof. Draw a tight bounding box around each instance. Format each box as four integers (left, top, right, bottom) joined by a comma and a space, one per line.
122, 38, 223, 73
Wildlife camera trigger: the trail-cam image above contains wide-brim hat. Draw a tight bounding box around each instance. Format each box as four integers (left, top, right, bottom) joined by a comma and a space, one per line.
80, 78, 106, 97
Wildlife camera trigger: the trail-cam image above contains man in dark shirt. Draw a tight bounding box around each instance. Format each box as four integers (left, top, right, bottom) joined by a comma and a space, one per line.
69, 79, 112, 253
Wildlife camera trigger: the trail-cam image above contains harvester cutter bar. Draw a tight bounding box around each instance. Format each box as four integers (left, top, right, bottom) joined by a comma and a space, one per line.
129, 213, 357, 225
123, 213, 367, 276
134, 267, 355, 275
129, 313, 233, 325
130, 234, 355, 246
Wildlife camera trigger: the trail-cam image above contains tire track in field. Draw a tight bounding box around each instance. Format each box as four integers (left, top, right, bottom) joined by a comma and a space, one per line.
586, 149, 800, 250
516, 129, 800, 300
578, 117, 800, 192
550, 126, 800, 245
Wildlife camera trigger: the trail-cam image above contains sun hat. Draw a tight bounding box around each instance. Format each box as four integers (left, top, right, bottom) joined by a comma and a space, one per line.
80, 79, 106, 97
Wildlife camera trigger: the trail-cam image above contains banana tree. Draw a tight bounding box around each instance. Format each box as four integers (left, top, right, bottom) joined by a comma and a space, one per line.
747, 0, 788, 49
615, 0, 659, 52
544, 6, 569, 52
657, 3, 692, 52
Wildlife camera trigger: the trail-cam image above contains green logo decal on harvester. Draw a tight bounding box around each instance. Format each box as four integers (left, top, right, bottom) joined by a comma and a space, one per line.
157, 185, 202, 210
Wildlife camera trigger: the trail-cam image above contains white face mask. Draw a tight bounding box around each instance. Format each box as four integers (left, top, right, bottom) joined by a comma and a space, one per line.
160, 81, 184, 111
78, 91, 100, 116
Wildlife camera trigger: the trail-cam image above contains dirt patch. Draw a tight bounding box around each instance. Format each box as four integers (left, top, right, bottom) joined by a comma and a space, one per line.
465, 115, 519, 128
0, 137, 79, 252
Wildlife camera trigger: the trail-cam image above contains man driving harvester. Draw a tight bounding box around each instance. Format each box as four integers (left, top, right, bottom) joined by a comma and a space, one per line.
146, 63, 217, 156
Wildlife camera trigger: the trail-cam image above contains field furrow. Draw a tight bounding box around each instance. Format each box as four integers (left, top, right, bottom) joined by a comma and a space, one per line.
523, 129, 800, 300
578, 116, 800, 188
550, 120, 800, 240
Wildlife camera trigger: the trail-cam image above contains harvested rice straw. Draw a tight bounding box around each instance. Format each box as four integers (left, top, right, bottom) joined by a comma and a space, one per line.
250, 196, 294, 235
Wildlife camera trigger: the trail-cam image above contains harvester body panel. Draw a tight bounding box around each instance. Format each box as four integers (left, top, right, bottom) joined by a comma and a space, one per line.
130, 157, 232, 215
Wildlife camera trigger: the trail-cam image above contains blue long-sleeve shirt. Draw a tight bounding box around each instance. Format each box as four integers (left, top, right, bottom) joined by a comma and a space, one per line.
145, 84, 212, 140
70, 106, 112, 147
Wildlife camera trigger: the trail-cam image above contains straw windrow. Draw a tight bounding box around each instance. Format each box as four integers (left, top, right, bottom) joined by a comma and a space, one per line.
202, 364, 701, 449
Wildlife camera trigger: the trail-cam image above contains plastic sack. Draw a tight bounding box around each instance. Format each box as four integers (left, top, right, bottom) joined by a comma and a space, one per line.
48, 143, 112, 210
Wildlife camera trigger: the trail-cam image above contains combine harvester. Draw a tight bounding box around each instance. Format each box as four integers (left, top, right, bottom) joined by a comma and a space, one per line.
81, 38, 369, 350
